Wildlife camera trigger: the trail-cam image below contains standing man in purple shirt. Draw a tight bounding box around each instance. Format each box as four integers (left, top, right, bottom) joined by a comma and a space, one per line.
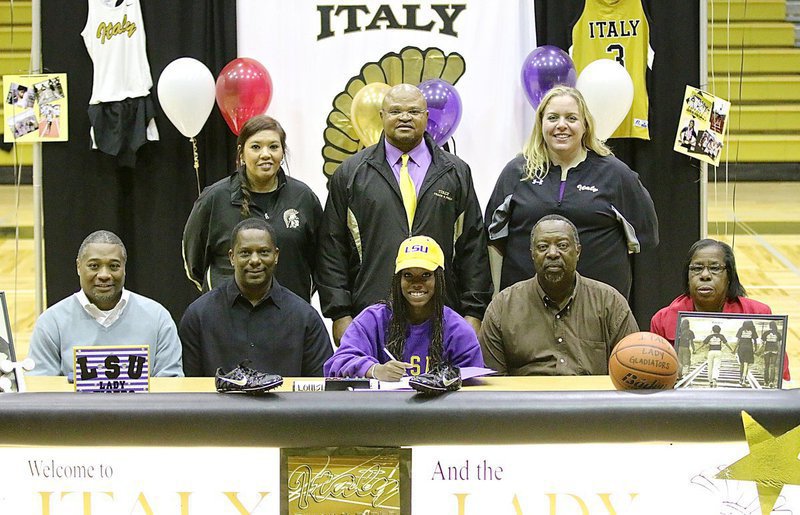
317, 84, 491, 345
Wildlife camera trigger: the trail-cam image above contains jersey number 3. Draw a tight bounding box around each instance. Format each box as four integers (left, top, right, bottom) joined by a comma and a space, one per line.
606, 43, 625, 66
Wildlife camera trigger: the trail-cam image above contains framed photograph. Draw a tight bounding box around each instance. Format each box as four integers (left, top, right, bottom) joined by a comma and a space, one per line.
674, 312, 788, 390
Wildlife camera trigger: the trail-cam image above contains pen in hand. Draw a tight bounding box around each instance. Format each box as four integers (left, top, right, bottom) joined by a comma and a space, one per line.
383, 347, 407, 377
383, 347, 398, 362
376, 347, 412, 381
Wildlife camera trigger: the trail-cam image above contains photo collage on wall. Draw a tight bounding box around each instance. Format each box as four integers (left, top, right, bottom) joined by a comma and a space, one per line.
3, 73, 68, 143
673, 85, 730, 166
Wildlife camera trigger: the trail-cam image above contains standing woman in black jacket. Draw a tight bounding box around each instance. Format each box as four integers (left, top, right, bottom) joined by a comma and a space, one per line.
182, 115, 322, 302
484, 86, 658, 299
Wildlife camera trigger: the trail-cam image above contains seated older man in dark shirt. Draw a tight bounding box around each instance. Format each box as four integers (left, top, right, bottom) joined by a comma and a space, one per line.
480, 214, 638, 375
179, 218, 332, 376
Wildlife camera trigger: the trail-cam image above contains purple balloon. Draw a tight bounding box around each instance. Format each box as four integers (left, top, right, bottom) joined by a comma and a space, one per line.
521, 46, 577, 108
418, 79, 462, 146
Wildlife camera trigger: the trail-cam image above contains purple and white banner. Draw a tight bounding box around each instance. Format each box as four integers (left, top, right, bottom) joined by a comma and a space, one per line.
73, 345, 150, 393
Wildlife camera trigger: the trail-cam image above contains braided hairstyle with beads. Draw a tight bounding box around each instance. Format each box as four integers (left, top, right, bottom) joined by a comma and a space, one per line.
384, 267, 446, 368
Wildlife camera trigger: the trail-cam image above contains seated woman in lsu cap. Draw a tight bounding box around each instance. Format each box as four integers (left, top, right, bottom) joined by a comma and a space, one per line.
324, 236, 484, 381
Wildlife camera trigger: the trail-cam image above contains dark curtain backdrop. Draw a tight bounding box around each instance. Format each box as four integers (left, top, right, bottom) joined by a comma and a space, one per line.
41, 1, 237, 320
42, 2, 701, 328
536, 1, 702, 327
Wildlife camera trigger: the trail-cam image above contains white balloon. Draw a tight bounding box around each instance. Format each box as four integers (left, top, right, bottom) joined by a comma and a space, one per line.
575, 59, 634, 141
157, 57, 216, 138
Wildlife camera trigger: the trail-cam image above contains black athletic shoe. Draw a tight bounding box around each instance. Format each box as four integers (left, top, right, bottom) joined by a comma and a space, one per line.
409, 363, 462, 395
215, 361, 283, 394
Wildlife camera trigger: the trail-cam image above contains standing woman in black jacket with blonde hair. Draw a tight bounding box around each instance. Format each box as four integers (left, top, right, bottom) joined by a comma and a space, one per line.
484, 86, 658, 299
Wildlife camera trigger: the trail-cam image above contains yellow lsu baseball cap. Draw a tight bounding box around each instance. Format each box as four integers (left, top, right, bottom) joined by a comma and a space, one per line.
395, 236, 445, 273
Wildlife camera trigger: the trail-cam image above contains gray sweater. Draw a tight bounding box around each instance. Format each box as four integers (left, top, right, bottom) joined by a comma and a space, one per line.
27, 292, 183, 377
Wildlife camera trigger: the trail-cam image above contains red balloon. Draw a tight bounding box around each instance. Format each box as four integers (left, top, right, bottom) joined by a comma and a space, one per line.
215, 57, 273, 135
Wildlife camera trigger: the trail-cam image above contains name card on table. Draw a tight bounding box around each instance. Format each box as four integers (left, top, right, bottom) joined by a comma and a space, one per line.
72, 345, 150, 393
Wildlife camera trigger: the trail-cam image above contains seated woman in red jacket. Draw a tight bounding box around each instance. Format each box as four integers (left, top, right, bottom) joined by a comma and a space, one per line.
650, 238, 790, 382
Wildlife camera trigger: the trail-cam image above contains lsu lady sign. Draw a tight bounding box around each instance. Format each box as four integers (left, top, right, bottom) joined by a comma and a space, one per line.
73, 345, 150, 393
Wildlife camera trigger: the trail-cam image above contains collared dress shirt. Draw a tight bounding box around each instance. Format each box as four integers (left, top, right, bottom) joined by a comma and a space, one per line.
27, 289, 183, 377
384, 138, 432, 195
179, 278, 332, 377
76, 288, 131, 327
479, 273, 639, 375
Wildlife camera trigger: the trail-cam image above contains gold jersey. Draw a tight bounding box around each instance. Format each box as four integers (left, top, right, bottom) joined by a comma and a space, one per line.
570, 0, 653, 139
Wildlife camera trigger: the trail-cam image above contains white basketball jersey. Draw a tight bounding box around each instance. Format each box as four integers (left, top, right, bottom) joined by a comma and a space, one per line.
82, 0, 153, 104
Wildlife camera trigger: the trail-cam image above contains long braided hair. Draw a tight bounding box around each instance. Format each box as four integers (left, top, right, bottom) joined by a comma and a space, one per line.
235, 115, 288, 217
384, 267, 446, 368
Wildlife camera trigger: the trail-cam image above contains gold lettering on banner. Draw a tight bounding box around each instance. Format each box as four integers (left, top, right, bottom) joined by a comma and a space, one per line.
222, 492, 269, 515
38, 492, 54, 515
131, 492, 154, 515
35, 491, 273, 514
288, 459, 399, 509
511, 494, 523, 515
223, 492, 270, 515
96, 14, 137, 44
548, 493, 589, 515
454, 492, 639, 514
454, 493, 469, 515
179, 492, 192, 515
40, 491, 115, 515
598, 492, 639, 514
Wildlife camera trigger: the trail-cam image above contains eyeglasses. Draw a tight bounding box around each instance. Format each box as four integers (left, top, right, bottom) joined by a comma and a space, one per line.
688, 264, 726, 276
385, 109, 426, 118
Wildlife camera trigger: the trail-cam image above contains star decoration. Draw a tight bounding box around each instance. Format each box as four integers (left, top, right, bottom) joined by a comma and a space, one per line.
715, 411, 800, 515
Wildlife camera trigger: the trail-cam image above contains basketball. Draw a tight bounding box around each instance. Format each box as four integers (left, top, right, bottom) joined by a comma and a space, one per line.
609, 332, 679, 390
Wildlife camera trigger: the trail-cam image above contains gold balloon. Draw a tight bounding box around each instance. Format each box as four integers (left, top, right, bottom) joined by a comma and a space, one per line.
350, 82, 391, 147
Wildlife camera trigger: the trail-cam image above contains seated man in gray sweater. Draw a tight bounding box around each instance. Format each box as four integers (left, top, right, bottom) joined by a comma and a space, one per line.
27, 230, 183, 377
